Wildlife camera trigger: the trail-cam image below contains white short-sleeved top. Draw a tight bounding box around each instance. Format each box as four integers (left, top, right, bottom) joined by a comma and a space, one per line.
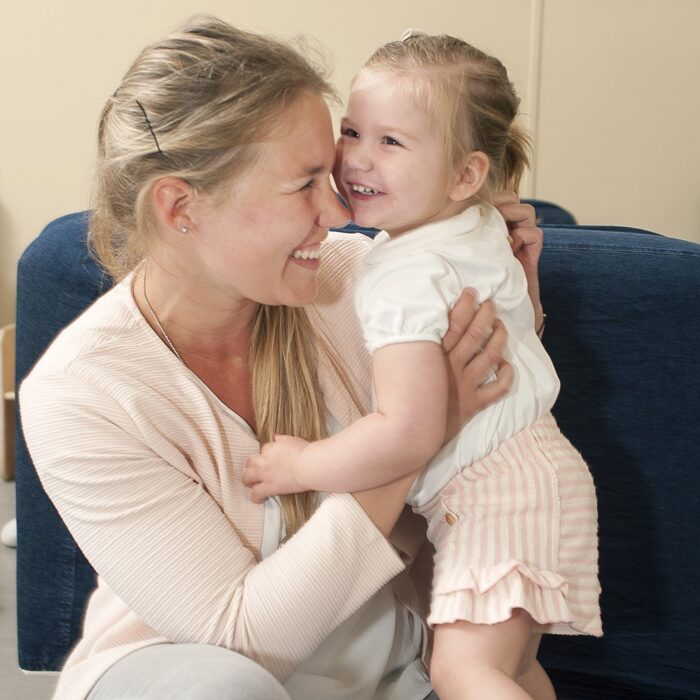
355, 205, 560, 507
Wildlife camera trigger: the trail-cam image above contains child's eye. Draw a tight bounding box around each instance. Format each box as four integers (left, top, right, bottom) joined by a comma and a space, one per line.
381, 135, 402, 146
341, 127, 360, 139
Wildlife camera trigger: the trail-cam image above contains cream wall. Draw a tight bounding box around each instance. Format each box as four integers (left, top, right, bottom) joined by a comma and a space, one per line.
1, 0, 698, 328
534, 0, 700, 239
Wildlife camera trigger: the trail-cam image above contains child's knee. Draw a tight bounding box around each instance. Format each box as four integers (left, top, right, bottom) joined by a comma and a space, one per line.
429, 639, 487, 696
429, 647, 452, 695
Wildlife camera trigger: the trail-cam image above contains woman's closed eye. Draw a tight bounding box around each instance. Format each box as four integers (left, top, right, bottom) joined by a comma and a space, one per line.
299, 173, 334, 192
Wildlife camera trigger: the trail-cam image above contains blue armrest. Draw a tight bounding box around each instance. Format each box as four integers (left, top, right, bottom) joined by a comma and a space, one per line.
15, 211, 700, 700
537, 227, 700, 698
15, 213, 111, 671
523, 198, 577, 225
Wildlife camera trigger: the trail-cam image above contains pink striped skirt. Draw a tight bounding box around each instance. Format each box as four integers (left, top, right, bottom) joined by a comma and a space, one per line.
415, 414, 602, 636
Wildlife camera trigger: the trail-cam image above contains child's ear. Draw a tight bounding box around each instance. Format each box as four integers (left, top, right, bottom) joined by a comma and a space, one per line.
449, 151, 490, 202
151, 176, 196, 235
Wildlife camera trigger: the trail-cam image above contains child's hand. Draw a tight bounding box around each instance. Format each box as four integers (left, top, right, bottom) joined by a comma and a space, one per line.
243, 435, 309, 503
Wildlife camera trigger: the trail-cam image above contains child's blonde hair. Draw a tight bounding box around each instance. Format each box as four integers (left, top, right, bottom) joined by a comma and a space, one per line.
91, 15, 361, 537
363, 33, 530, 196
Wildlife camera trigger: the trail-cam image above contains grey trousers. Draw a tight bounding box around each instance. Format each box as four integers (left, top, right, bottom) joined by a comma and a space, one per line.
87, 642, 440, 699
87, 644, 292, 700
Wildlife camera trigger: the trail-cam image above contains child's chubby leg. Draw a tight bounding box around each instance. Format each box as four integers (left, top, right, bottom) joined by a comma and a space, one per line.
516, 633, 556, 700
430, 608, 544, 700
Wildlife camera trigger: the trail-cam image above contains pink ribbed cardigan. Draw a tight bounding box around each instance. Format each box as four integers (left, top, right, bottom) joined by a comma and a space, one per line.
21, 233, 426, 700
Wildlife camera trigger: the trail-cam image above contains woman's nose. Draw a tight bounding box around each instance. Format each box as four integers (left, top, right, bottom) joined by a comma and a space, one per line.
317, 184, 351, 229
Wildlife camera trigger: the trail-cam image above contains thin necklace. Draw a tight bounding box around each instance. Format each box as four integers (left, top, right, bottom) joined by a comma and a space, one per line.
141, 261, 185, 366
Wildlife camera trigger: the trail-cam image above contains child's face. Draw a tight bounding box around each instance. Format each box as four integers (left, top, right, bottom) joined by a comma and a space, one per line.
335, 70, 464, 236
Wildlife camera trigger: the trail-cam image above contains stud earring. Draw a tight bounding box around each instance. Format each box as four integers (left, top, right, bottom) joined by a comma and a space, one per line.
179, 225, 189, 234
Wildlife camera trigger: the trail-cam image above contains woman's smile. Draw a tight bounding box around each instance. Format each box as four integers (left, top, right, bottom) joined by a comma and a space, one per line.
290, 243, 322, 269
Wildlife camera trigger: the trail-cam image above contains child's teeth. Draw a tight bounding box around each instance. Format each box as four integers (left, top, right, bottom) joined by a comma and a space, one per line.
352, 184, 377, 195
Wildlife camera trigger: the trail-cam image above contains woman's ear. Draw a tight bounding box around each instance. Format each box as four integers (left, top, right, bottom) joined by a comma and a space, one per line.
151, 177, 196, 234
449, 151, 490, 202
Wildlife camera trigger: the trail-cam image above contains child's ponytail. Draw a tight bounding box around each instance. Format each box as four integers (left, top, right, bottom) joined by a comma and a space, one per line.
501, 122, 531, 194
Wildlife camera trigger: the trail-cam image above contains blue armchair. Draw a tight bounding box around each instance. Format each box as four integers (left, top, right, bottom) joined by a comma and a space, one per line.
15, 205, 700, 698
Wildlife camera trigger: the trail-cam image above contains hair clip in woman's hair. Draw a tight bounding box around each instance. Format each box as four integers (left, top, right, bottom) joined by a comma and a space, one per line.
136, 99, 163, 155
400, 28, 428, 42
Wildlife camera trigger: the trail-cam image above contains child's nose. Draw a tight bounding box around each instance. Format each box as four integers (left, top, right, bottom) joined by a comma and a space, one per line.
344, 141, 373, 172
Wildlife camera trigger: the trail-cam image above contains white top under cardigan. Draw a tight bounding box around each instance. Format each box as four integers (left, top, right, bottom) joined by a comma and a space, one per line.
20, 233, 432, 700
355, 205, 560, 507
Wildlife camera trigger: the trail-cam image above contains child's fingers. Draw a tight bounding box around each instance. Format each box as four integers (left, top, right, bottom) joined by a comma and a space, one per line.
244, 462, 273, 503
249, 485, 269, 504
242, 455, 264, 487
242, 468, 255, 487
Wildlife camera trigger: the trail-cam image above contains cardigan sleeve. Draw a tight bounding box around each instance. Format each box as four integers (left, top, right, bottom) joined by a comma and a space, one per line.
20, 369, 404, 681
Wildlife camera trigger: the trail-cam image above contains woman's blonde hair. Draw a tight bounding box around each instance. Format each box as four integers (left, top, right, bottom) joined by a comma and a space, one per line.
363, 33, 531, 196
92, 15, 336, 276
91, 15, 357, 537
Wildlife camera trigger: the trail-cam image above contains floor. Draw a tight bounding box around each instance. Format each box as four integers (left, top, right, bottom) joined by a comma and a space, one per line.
0, 478, 57, 700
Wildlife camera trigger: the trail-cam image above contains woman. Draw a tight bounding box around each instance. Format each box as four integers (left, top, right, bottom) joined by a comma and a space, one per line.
20, 16, 543, 700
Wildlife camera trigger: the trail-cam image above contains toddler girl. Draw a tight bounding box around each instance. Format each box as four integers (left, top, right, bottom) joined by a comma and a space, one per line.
247, 31, 601, 700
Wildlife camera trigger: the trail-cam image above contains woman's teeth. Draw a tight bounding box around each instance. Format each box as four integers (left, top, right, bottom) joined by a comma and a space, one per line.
292, 248, 321, 260
351, 184, 378, 195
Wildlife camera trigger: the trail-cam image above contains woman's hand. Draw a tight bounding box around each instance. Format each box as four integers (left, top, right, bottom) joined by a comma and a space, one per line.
493, 192, 544, 332
443, 291, 513, 441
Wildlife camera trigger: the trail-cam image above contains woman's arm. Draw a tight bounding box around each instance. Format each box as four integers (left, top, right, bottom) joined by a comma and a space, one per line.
493, 192, 544, 331
20, 371, 405, 681
442, 293, 512, 441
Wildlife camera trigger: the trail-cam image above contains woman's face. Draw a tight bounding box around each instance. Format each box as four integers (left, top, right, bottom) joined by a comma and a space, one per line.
191, 93, 349, 309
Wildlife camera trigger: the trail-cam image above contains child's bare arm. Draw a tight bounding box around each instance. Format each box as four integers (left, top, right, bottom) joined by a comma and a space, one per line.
246, 341, 447, 501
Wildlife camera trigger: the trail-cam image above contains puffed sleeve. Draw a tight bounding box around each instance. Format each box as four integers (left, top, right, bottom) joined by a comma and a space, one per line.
355, 253, 462, 353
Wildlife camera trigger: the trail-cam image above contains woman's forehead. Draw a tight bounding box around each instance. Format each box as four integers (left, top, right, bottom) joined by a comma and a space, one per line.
246, 96, 336, 179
